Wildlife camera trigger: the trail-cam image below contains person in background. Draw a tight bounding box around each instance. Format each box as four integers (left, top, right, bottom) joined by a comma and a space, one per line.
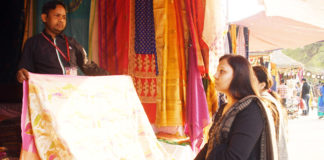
277, 79, 289, 107
195, 55, 277, 160
253, 65, 288, 160
318, 82, 324, 119
301, 78, 311, 115
17, 0, 108, 83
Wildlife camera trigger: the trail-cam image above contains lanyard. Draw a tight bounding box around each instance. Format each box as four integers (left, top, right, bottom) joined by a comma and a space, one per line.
41, 33, 70, 62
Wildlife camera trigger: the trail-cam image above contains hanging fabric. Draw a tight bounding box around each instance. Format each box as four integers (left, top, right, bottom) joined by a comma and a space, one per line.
154, 0, 187, 129
236, 25, 246, 57
135, 0, 158, 75
185, 0, 210, 152
88, 0, 99, 64
22, 0, 35, 49
98, 0, 129, 74
244, 27, 249, 58
128, 0, 157, 123
229, 24, 237, 54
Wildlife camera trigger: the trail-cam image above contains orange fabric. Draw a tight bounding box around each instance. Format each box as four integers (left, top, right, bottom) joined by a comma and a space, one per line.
20, 150, 41, 160
22, 0, 34, 50
154, 0, 187, 127
230, 24, 237, 54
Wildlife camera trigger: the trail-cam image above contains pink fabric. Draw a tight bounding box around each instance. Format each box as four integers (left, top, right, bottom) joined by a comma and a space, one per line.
21, 80, 38, 153
236, 26, 246, 57
185, 47, 210, 153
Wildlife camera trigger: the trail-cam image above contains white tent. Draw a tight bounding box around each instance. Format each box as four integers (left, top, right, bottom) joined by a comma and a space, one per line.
232, 0, 324, 52
270, 50, 303, 69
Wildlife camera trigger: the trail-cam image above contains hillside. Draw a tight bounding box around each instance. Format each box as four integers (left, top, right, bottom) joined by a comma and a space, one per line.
282, 42, 324, 72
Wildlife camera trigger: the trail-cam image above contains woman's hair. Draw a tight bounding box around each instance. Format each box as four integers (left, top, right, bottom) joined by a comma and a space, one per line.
219, 54, 259, 100
253, 65, 280, 101
253, 66, 273, 90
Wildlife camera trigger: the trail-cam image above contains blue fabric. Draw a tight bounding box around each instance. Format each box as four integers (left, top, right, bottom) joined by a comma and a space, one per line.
134, 0, 158, 74
135, 0, 156, 54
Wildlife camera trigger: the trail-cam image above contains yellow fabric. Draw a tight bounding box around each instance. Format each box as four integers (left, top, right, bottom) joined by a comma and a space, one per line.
22, 0, 34, 50
154, 0, 187, 127
88, 0, 99, 64
230, 24, 237, 54
206, 75, 218, 116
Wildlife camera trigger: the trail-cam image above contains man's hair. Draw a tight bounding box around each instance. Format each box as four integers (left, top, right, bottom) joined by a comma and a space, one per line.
219, 54, 259, 100
42, 0, 66, 15
302, 78, 306, 82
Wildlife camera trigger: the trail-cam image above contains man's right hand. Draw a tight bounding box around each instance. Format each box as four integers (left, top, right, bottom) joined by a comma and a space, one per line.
17, 68, 29, 83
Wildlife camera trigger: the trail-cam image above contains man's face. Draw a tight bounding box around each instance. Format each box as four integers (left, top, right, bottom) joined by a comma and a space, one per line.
42, 5, 66, 35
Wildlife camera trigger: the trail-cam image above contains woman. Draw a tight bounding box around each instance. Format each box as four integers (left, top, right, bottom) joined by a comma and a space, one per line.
253, 65, 288, 160
195, 55, 277, 160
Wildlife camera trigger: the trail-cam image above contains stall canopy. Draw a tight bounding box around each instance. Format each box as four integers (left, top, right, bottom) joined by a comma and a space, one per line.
231, 0, 324, 52
234, 11, 324, 52
270, 50, 303, 69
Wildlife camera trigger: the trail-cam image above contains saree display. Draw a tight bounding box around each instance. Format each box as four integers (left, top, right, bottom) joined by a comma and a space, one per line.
20, 73, 170, 160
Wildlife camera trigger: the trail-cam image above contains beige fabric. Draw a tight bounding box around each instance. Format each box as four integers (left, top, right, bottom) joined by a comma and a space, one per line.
262, 0, 324, 29
202, 0, 227, 48
234, 11, 324, 52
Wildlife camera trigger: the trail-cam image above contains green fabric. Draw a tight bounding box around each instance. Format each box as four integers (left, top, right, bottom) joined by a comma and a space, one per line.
35, 0, 91, 53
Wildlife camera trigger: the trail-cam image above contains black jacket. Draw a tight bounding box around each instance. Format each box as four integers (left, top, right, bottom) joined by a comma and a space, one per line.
18, 31, 108, 76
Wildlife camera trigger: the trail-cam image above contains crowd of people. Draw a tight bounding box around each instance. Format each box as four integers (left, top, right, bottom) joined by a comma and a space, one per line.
276, 75, 324, 118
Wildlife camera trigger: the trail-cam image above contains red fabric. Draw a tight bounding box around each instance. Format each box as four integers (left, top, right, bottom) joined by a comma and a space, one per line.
185, 0, 209, 74
299, 98, 305, 110
98, 0, 129, 75
132, 54, 157, 123
142, 103, 156, 123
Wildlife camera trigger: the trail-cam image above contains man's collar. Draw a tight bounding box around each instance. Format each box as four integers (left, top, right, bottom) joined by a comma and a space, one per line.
42, 30, 65, 39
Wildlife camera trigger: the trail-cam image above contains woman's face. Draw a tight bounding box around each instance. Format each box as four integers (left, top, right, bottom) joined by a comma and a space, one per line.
214, 59, 234, 94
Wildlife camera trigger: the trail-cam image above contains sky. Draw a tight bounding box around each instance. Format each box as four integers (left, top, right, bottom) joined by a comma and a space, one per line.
227, 0, 265, 22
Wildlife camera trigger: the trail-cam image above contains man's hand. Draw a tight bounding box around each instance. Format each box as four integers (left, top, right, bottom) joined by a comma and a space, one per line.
17, 68, 29, 83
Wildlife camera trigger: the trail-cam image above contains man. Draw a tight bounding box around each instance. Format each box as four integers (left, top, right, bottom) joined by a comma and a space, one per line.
301, 78, 311, 115
277, 79, 289, 107
17, 0, 108, 83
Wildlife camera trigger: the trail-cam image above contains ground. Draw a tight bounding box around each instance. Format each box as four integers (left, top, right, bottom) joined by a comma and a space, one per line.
288, 108, 324, 160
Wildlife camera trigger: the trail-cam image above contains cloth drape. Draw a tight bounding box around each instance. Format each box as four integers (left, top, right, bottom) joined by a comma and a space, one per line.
229, 24, 237, 54
154, 0, 187, 127
88, 0, 99, 64
202, 0, 227, 54
236, 26, 246, 57
128, 0, 157, 123
22, 0, 35, 49
184, 0, 210, 151
20, 73, 171, 159
98, 0, 129, 74
184, 0, 208, 74
185, 46, 209, 152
